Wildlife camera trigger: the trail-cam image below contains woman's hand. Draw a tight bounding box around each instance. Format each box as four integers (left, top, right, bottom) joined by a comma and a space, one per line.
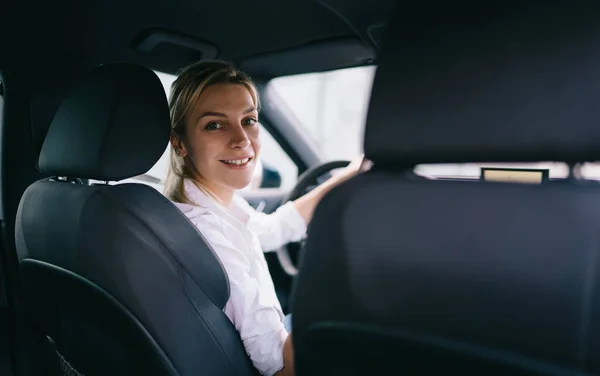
292, 155, 372, 225
329, 154, 373, 187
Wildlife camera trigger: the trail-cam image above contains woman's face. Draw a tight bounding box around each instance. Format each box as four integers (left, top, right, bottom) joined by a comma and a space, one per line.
175, 83, 261, 195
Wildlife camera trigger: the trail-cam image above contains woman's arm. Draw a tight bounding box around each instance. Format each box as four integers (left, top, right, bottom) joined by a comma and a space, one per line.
244, 155, 371, 251
245, 200, 307, 251
274, 334, 295, 376
292, 155, 372, 225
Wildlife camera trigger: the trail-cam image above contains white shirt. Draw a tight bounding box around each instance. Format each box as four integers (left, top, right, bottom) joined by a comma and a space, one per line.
173, 179, 307, 375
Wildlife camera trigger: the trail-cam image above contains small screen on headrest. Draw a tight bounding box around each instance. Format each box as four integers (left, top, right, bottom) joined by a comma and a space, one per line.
481, 168, 549, 184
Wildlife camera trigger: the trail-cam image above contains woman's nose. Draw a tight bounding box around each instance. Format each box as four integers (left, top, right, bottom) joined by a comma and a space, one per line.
230, 124, 251, 148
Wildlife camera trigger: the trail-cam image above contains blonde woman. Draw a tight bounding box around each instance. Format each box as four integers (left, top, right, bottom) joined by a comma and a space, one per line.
165, 61, 368, 376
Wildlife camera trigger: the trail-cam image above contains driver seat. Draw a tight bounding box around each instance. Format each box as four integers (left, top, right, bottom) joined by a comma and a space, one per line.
15, 63, 258, 375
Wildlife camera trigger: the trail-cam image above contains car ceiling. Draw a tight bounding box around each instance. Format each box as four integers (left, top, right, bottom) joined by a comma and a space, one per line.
0, 0, 396, 78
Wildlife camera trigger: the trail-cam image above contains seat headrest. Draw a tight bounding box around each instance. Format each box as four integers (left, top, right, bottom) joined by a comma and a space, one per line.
38, 63, 170, 181
364, 2, 600, 166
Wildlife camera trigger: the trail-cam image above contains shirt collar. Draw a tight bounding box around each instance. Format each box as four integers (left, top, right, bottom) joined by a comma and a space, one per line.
183, 179, 250, 224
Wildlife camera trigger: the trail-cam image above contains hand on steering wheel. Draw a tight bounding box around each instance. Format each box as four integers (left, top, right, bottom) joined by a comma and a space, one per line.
276, 160, 351, 276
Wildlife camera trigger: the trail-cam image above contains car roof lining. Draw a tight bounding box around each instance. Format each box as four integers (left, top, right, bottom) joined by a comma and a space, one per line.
237, 36, 376, 79
0, 0, 392, 78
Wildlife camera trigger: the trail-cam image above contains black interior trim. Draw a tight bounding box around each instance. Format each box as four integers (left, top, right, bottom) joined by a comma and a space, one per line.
239, 37, 375, 78
0, 69, 47, 376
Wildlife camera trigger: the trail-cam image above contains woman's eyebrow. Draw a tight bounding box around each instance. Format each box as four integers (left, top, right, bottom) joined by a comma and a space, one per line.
198, 111, 226, 120
195, 111, 225, 125
196, 107, 257, 124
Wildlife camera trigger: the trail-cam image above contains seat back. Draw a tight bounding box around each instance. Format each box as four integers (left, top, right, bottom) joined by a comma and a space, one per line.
292, 2, 600, 375
15, 64, 257, 376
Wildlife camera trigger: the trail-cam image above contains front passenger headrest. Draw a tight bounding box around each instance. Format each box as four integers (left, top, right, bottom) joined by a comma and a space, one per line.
38, 63, 170, 181
364, 2, 600, 166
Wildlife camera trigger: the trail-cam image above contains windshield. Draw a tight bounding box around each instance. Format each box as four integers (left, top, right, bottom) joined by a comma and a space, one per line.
270, 66, 600, 181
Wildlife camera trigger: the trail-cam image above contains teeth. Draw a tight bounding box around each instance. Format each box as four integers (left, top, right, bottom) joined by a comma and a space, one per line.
223, 158, 250, 165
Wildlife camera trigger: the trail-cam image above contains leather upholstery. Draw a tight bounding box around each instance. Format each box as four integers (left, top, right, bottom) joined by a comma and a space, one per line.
293, 2, 600, 375
38, 63, 170, 181
16, 63, 257, 375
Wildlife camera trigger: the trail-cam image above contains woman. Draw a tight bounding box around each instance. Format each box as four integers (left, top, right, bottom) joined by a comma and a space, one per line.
165, 60, 369, 376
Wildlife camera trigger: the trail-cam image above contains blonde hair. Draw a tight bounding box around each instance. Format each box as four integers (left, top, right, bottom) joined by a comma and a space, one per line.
164, 60, 260, 204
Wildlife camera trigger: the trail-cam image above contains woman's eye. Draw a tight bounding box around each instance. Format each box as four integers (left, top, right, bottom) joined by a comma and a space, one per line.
243, 118, 257, 126
204, 122, 221, 131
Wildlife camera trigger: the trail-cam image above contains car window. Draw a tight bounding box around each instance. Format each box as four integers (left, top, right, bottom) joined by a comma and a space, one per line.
269, 66, 376, 161
122, 72, 298, 192
270, 66, 600, 181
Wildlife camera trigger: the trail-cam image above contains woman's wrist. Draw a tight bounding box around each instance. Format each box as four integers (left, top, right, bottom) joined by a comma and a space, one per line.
274, 334, 295, 376
291, 156, 371, 226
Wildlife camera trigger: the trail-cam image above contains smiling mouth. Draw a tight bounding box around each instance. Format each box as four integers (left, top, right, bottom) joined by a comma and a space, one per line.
220, 157, 253, 166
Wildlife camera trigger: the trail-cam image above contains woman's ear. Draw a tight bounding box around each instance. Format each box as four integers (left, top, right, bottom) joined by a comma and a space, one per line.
170, 131, 187, 157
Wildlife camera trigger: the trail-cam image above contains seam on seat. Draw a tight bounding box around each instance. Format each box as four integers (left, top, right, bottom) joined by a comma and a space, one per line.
127, 184, 232, 302
20, 258, 180, 375
95, 188, 243, 372
175, 263, 240, 373
101, 185, 231, 307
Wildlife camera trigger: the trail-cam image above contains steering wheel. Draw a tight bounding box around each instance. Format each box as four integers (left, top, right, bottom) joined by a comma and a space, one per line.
276, 160, 350, 276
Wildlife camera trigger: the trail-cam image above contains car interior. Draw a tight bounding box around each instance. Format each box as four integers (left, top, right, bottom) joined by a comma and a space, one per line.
2, 0, 600, 375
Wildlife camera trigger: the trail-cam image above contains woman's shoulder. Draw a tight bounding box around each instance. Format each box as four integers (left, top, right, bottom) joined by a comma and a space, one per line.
171, 201, 251, 266
173, 201, 206, 217
173, 201, 222, 226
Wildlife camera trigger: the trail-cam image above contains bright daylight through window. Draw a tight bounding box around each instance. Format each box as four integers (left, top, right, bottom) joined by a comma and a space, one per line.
129, 66, 600, 190
271, 66, 600, 181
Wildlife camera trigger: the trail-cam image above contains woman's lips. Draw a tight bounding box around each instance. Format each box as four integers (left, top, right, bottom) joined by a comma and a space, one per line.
220, 157, 253, 168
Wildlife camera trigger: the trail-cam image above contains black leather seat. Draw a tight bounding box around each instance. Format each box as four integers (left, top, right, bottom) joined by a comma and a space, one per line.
15, 63, 258, 376
292, 2, 600, 375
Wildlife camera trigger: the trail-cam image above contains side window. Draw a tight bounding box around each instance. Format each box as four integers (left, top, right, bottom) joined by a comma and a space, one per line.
121, 72, 298, 193
268, 66, 376, 161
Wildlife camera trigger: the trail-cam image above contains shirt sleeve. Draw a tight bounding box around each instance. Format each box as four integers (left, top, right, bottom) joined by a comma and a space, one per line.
245, 201, 307, 252
189, 215, 288, 376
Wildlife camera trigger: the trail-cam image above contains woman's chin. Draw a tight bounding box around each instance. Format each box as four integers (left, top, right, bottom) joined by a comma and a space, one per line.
221, 166, 256, 190
224, 177, 254, 191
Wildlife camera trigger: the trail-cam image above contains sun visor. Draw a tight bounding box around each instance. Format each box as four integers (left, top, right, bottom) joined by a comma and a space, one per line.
239, 37, 375, 78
